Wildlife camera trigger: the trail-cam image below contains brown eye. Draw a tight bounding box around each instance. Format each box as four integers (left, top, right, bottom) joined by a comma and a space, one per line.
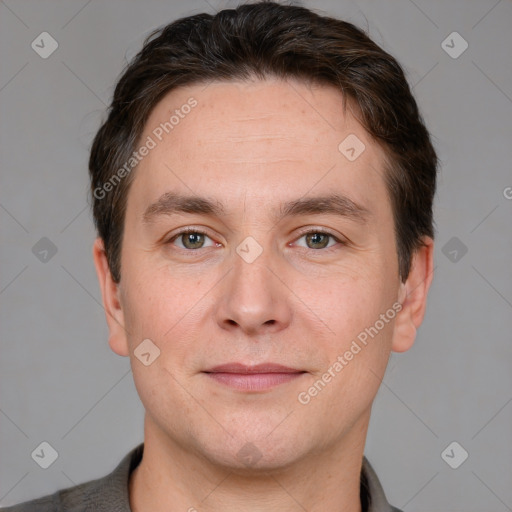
180, 232, 205, 249
170, 229, 216, 250
305, 232, 331, 249
294, 230, 340, 250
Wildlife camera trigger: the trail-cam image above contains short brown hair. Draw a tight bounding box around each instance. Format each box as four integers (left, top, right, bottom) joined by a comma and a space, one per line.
89, 1, 438, 283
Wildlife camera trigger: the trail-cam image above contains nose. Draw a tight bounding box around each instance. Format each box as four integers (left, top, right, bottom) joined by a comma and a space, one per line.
214, 243, 292, 337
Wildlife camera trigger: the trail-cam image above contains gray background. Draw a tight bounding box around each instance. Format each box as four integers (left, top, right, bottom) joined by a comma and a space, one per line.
1, 0, 511, 510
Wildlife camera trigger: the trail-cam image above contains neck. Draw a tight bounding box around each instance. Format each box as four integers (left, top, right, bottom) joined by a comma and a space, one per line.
129, 413, 369, 512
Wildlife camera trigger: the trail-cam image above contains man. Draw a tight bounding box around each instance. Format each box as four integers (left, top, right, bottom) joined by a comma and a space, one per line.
3, 1, 436, 511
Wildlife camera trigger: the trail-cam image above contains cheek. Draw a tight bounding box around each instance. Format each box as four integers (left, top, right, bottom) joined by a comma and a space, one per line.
309, 270, 387, 337
121, 257, 177, 331
296, 277, 396, 430
305, 271, 397, 388
120, 259, 212, 366
122, 265, 199, 414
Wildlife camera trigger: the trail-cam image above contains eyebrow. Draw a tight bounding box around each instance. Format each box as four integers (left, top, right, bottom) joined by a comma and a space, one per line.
142, 191, 371, 225
142, 193, 226, 224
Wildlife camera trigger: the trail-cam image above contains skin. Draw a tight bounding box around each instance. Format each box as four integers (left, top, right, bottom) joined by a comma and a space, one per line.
93, 78, 434, 512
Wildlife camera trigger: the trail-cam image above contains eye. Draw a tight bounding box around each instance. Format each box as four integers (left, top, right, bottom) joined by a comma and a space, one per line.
166, 228, 343, 251
293, 230, 342, 250
169, 229, 217, 250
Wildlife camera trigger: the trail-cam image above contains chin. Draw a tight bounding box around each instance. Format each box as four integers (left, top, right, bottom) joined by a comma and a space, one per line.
191, 423, 314, 474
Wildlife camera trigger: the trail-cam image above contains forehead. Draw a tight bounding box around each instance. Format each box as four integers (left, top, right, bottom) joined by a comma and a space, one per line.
127, 78, 390, 221
146, 79, 362, 159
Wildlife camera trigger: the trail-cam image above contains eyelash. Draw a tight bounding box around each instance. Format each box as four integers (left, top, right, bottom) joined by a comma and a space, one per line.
166, 227, 345, 252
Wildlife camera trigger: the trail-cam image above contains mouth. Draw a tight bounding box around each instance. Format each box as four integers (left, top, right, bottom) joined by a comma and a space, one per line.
203, 363, 306, 392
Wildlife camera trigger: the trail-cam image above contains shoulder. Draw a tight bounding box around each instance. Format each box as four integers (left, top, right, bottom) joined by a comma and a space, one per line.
0, 495, 55, 511
0, 481, 90, 512
0, 444, 144, 512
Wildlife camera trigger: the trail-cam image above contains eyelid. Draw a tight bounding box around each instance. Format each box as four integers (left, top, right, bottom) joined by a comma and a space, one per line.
292, 226, 347, 244
294, 226, 340, 237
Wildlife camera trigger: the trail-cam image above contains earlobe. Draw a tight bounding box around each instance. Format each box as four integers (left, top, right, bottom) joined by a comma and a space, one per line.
391, 237, 434, 353
92, 238, 130, 357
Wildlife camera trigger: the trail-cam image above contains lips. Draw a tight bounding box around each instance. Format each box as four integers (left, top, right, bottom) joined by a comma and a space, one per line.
203, 363, 306, 391
205, 363, 303, 374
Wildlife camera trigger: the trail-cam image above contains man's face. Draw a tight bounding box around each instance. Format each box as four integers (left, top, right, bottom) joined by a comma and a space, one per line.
98, 79, 418, 469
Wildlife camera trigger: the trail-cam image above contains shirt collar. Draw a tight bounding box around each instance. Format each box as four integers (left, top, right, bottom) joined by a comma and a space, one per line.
361, 456, 402, 512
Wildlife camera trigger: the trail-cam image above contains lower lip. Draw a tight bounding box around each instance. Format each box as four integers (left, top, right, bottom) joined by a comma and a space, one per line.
205, 372, 304, 391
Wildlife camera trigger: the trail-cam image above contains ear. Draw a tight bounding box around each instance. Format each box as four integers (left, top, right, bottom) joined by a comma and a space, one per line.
92, 237, 129, 356
391, 237, 434, 353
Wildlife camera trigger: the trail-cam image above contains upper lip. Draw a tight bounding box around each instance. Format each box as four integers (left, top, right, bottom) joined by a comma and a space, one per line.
204, 363, 303, 374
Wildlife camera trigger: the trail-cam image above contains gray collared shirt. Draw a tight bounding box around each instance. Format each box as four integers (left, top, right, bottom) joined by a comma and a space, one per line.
1, 444, 403, 512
